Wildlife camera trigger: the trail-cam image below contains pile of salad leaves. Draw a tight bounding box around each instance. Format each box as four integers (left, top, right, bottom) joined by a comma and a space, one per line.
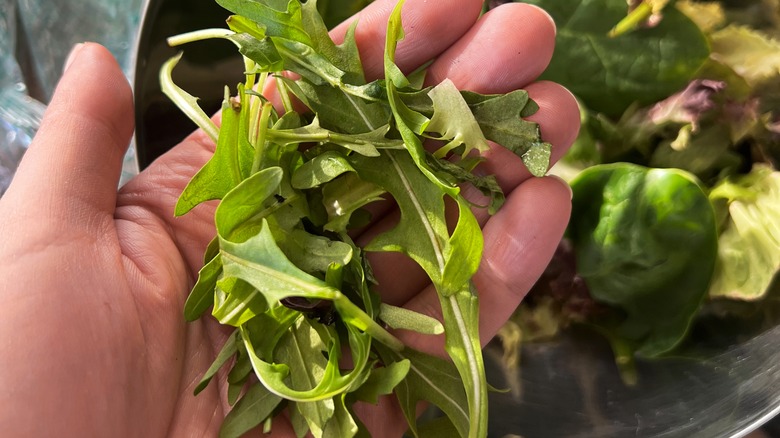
160, 0, 552, 436
494, 0, 780, 382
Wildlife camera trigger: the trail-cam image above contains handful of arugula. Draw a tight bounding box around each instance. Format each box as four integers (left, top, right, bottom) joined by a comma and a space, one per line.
161, 0, 550, 436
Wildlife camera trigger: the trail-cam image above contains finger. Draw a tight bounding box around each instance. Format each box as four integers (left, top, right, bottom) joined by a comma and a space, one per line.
4, 43, 134, 226
329, 0, 484, 79
398, 176, 572, 355
424, 3, 557, 92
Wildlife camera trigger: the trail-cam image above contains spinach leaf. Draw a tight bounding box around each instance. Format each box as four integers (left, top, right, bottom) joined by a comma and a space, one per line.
525, 0, 710, 117
569, 163, 718, 356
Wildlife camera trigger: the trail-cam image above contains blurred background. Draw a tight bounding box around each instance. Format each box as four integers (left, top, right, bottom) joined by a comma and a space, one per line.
0, 0, 142, 195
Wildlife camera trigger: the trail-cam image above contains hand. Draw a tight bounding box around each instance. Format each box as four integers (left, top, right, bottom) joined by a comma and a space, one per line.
0, 0, 579, 436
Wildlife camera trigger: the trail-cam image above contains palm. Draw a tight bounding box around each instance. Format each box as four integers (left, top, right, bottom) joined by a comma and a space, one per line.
0, 0, 579, 436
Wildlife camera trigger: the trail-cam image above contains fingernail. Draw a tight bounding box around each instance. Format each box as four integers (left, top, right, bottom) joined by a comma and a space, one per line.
548, 174, 573, 200
64, 43, 85, 73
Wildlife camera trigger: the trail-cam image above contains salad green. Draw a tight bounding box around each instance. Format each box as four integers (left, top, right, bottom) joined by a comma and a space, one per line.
497, 0, 780, 379
161, 0, 550, 436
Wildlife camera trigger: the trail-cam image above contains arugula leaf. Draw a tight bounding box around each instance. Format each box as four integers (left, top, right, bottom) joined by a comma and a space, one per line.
288, 78, 390, 133
321, 173, 385, 232
194, 331, 238, 395
291, 151, 355, 189
184, 255, 222, 321
426, 79, 490, 159
441, 199, 483, 296
277, 318, 335, 435
273, 227, 354, 274
379, 304, 444, 335
160, 52, 220, 144
229, 33, 285, 72
269, 117, 398, 156
438, 283, 486, 437
213, 277, 268, 326
378, 346, 470, 438
219, 383, 282, 438
167, 1, 552, 436
352, 150, 449, 284
322, 394, 359, 438
461, 89, 552, 176
216, 0, 313, 46
240, 319, 371, 402
425, 156, 505, 214
348, 359, 410, 404
220, 219, 341, 306
215, 167, 283, 239
175, 88, 252, 216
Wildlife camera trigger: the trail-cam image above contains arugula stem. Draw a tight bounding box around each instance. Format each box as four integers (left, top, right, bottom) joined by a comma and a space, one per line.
251, 102, 274, 174
166, 28, 234, 46
379, 303, 444, 335
608, 2, 653, 38
333, 295, 404, 352
268, 130, 364, 145
445, 293, 486, 438
159, 53, 220, 142
274, 75, 294, 114
244, 58, 257, 91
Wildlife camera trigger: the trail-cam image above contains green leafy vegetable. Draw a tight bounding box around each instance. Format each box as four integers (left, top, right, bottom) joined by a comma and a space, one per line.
163, 0, 551, 436
500, 0, 780, 390
568, 163, 718, 357
709, 165, 780, 301
524, 0, 710, 117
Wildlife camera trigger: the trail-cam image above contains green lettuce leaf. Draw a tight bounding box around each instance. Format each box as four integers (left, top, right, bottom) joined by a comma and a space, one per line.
709, 165, 780, 301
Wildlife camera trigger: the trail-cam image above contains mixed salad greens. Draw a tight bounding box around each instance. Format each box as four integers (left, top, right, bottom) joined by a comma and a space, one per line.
497, 0, 780, 382
160, 0, 780, 434
160, 0, 551, 436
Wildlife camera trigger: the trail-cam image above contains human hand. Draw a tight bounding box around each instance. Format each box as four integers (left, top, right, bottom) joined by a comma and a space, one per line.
0, 0, 579, 436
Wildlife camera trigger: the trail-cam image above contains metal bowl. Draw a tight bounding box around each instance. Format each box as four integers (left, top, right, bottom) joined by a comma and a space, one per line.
131, 1, 780, 436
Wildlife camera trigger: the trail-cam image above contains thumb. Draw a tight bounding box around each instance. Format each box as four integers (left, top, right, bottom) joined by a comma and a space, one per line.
4, 43, 134, 227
